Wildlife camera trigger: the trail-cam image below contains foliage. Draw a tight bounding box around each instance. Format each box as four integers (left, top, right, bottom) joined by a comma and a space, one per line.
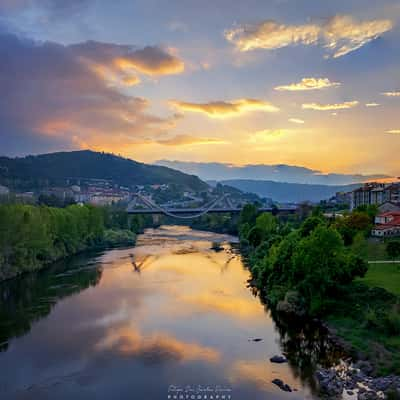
0, 150, 207, 192
334, 210, 373, 245
238, 209, 368, 316
237, 204, 400, 374
358, 262, 400, 296
103, 229, 136, 247
0, 203, 150, 281
387, 241, 400, 260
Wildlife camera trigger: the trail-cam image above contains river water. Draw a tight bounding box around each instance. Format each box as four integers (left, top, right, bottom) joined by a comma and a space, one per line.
0, 226, 345, 399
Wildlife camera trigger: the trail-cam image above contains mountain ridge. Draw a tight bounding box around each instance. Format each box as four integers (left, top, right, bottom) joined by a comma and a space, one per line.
157, 160, 389, 186
216, 179, 361, 203
0, 150, 208, 192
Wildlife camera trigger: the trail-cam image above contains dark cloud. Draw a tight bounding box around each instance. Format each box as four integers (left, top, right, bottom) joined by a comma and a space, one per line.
0, 0, 92, 19
0, 30, 184, 155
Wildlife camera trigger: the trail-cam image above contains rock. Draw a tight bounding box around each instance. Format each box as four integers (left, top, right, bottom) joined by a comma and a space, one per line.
315, 369, 344, 398
371, 377, 391, 392
357, 391, 379, 400
354, 361, 374, 375
270, 355, 288, 364
347, 390, 354, 395
272, 378, 292, 392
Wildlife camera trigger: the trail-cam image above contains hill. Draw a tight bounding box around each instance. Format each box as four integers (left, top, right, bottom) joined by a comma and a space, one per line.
218, 179, 361, 203
156, 160, 389, 185
0, 150, 207, 192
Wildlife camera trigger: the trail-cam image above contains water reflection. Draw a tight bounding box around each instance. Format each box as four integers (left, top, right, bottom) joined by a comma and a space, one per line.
0, 226, 343, 399
0, 253, 103, 352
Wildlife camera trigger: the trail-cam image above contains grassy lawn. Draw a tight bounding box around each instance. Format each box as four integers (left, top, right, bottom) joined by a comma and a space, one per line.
352, 237, 400, 262
365, 239, 388, 260
358, 262, 400, 296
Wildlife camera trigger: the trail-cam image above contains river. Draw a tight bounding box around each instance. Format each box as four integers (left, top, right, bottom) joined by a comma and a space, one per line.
0, 225, 345, 399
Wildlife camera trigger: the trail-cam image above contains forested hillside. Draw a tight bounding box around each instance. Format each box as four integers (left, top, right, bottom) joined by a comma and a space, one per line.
0, 150, 207, 192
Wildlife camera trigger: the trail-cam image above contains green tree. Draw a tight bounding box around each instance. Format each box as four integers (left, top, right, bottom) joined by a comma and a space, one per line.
387, 241, 400, 260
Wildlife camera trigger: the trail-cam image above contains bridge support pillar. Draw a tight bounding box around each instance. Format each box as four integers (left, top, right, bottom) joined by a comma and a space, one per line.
152, 214, 161, 226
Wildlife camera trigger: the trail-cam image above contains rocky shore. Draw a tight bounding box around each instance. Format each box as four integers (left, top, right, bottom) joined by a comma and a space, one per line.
316, 361, 400, 399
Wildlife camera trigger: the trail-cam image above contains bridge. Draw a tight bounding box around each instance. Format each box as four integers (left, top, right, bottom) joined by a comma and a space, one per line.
127, 193, 297, 219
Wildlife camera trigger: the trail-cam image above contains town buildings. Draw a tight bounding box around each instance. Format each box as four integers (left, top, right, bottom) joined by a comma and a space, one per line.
372, 211, 400, 237
350, 182, 400, 210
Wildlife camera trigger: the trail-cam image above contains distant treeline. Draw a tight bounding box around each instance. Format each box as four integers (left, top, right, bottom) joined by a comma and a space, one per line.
0, 204, 151, 281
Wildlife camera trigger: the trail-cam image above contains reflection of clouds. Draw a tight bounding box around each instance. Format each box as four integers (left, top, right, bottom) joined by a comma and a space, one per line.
180, 291, 265, 319
228, 360, 300, 392
96, 326, 220, 364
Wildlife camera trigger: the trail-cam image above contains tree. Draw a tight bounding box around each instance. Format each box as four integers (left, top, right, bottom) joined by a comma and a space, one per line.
387, 241, 400, 260
239, 203, 258, 227
299, 216, 324, 237
255, 212, 277, 237
291, 226, 367, 315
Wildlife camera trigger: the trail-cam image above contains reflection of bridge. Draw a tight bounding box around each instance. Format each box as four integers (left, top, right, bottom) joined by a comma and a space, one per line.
127, 193, 296, 219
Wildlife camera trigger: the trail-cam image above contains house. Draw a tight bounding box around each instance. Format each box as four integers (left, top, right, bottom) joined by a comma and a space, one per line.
378, 201, 400, 213
372, 211, 400, 237
351, 182, 400, 210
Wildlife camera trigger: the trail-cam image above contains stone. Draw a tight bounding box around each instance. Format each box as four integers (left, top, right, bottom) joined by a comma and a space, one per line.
270, 355, 288, 364
315, 369, 344, 398
272, 378, 292, 392
357, 391, 379, 400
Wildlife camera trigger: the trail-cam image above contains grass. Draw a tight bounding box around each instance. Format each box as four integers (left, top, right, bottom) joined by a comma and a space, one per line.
365, 239, 388, 261
326, 283, 400, 375
358, 262, 400, 296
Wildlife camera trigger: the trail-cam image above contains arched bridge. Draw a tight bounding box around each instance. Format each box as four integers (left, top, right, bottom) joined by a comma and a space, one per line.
127, 193, 296, 219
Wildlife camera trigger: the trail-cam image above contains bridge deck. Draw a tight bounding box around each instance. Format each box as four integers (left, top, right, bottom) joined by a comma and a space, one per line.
127, 207, 296, 215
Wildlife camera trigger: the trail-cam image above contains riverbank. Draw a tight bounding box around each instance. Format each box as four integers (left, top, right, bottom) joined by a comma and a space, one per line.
0, 203, 142, 282
233, 204, 400, 398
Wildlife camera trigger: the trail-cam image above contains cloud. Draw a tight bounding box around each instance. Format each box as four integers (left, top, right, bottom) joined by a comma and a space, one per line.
225, 15, 393, 58
169, 98, 279, 118
156, 135, 227, 146
365, 102, 380, 107
382, 91, 400, 97
248, 129, 294, 143
386, 130, 400, 134
112, 46, 185, 76
225, 20, 320, 52
71, 41, 185, 79
0, 30, 183, 155
0, 0, 92, 18
302, 101, 359, 111
275, 77, 340, 91
289, 118, 305, 124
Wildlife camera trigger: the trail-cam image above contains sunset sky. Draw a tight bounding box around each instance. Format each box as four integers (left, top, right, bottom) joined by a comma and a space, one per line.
0, 0, 399, 175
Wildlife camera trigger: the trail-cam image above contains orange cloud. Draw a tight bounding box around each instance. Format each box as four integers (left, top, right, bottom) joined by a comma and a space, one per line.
169, 98, 279, 118
225, 15, 393, 58
365, 102, 380, 107
289, 118, 305, 124
275, 77, 340, 91
156, 134, 228, 146
248, 129, 293, 143
113, 46, 184, 76
382, 91, 400, 97
386, 129, 400, 134
302, 100, 359, 111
